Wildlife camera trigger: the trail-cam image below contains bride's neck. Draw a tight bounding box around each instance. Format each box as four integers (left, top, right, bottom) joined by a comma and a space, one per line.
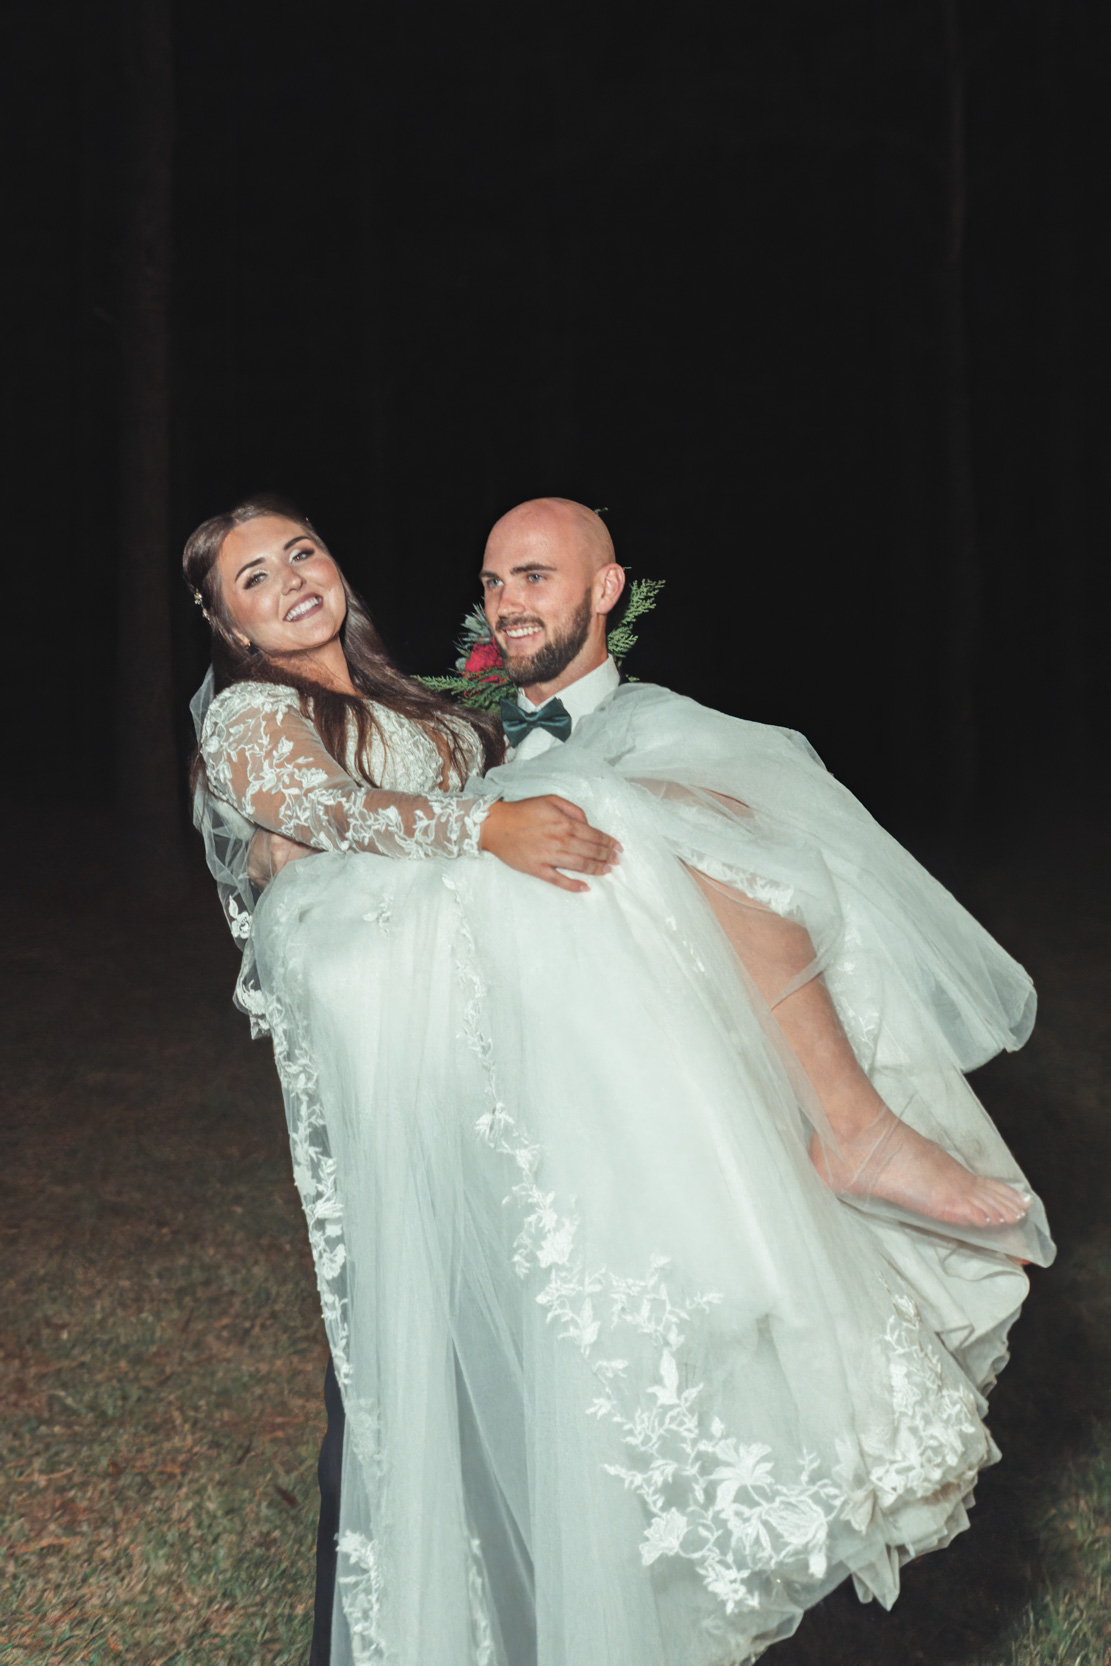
269, 639, 359, 697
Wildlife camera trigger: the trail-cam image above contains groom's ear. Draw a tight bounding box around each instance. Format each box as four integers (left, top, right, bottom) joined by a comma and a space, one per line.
594, 563, 626, 617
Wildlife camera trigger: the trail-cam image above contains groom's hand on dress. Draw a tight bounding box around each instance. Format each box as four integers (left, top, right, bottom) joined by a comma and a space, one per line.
479, 797, 621, 893
247, 829, 315, 888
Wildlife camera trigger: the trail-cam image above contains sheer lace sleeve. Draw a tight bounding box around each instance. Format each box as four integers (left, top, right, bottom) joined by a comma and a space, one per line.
200, 683, 491, 860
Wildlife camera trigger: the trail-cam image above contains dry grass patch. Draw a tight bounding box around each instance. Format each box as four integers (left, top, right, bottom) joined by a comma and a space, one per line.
1, 862, 325, 1663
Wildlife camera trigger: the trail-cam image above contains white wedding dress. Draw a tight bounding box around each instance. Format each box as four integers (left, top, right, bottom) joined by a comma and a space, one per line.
198, 678, 1053, 1666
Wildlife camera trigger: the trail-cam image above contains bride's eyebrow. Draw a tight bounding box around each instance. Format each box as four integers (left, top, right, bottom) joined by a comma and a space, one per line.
235, 555, 267, 580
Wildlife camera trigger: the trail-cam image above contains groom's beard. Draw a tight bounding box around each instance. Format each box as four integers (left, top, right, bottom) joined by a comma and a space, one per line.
498, 591, 593, 686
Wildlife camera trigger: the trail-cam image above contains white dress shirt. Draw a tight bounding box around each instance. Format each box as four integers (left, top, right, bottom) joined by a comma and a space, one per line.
507, 655, 622, 762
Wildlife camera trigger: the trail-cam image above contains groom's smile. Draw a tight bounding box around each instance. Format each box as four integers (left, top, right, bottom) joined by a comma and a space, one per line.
491, 591, 593, 688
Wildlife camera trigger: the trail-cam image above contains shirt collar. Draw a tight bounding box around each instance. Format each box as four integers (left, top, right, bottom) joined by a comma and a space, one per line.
517, 655, 620, 725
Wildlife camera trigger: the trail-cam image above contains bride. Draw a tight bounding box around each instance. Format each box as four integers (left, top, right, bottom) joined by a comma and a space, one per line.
186, 496, 1053, 1666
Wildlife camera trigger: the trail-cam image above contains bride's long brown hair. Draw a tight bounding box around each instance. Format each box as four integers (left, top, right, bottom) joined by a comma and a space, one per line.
183, 496, 505, 785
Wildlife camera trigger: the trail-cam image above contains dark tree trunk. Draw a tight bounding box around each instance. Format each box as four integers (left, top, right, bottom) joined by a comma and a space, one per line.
114, 0, 179, 885
939, 0, 980, 832
1044, 0, 1086, 784
66, 5, 104, 797
868, 0, 935, 820
355, 30, 396, 571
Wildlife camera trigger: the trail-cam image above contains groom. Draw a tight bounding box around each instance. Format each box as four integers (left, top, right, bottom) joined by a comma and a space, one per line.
292, 497, 818, 1661
264, 497, 987, 1663
278, 498, 829, 1663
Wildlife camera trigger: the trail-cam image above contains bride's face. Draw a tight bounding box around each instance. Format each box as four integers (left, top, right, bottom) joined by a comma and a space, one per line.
215, 515, 348, 658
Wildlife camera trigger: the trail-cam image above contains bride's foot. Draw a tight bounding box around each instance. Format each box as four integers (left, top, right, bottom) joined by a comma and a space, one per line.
810, 1113, 1030, 1229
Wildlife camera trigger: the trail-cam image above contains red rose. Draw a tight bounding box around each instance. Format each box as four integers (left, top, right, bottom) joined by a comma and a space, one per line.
465, 639, 503, 676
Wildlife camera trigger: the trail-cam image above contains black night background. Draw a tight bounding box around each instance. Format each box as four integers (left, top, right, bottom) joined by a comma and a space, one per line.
3, 2, 1109, 1662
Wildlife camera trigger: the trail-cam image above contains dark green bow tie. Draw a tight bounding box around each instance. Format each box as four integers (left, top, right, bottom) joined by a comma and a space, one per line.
499, 696, 573, 747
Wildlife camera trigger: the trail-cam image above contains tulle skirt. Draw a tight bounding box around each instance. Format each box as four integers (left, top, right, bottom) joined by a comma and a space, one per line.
251, 689, 1052, 1666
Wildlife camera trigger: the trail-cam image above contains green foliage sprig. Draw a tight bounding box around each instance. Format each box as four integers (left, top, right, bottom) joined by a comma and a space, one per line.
605, 576, 666, 671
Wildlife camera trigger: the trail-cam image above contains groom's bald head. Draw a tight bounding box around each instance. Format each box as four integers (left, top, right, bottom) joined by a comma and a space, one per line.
485, 498, 616, 576
480, 498, 625, 701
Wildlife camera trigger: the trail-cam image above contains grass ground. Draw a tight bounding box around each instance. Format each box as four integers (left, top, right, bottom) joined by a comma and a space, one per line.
2, 841, 323, 1663
1, 818, 1108, 1665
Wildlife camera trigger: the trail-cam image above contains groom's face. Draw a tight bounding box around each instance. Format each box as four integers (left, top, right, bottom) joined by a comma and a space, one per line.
480, 525, 596, 688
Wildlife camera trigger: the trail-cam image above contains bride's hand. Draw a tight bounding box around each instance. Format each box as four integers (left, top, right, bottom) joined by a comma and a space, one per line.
479, 797, 622, 893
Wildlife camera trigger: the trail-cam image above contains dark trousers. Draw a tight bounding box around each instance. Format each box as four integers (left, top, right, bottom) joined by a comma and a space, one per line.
309, 1354, 345, 1666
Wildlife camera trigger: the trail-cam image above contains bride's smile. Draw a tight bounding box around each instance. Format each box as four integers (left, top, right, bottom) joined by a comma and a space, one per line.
284, 592, 325, 622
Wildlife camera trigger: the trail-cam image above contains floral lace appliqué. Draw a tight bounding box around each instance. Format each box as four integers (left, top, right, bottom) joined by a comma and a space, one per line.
446, 879, 991, 1630
337, 1532, 387, 1665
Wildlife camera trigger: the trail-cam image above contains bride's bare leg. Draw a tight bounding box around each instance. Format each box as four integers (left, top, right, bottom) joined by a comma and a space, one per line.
687, 868, 1029, 1228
